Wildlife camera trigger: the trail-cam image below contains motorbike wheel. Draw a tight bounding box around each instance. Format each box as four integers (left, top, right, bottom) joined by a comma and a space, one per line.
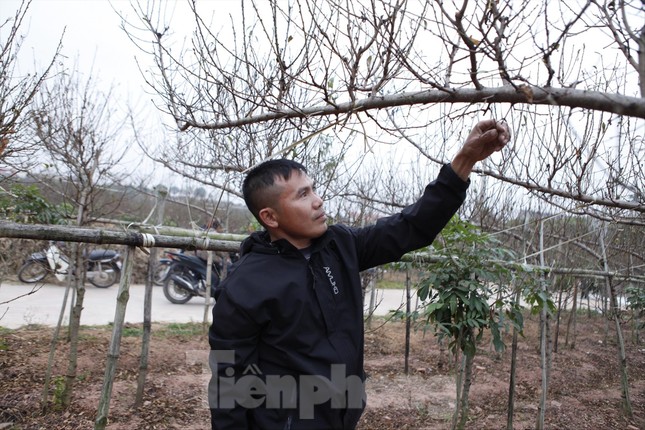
152, 261, 172, 286
163, 274, 193, 304
88, 262, 121, 288
17, 260, 50, 283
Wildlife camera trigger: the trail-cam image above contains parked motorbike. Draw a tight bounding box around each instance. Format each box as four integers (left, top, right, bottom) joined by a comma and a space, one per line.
152, 253, 174, 286
162, 251, 222, 304
18, 241, 122, 288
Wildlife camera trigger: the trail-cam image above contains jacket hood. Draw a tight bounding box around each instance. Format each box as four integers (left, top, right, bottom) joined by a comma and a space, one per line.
239, 231, 278, 256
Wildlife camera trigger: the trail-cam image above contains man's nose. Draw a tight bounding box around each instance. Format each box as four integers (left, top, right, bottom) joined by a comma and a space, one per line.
313, 193, 323, 208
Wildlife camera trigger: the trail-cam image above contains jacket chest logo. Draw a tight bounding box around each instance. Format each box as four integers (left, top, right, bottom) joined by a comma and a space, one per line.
323, 266, 339, 295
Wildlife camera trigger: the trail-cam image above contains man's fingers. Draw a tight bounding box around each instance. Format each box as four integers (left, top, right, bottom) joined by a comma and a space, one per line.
479, 128, 499, 143
495, 121, 511, 144
479, 124, 509, 154
477, 118, 498, 131
466, 119, 509, 156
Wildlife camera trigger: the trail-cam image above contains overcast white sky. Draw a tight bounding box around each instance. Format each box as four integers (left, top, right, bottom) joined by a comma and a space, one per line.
1, 0, 245, 111
0, 0, 241, 186
3, 0, 148, 109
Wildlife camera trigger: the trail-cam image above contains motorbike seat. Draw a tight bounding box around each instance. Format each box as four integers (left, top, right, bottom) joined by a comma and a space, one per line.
88, 249, 118, 260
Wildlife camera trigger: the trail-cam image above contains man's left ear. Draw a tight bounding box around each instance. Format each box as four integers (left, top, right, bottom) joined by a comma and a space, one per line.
258, 207, 279, 229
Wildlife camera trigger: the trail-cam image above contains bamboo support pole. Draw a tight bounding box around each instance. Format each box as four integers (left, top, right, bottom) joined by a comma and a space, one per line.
94, 245, 135, 430
2, 221, 643, 283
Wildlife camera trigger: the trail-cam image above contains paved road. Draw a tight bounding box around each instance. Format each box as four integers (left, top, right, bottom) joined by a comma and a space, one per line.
0, 281, 413, 329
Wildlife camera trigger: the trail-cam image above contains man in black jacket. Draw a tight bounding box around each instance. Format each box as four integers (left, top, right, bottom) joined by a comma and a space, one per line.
208, 119, 510, 429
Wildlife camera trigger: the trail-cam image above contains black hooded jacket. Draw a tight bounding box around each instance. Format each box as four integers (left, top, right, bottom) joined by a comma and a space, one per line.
208, 164, 469, 429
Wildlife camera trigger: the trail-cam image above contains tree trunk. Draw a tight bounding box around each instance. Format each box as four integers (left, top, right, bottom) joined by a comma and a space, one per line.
135, 185, 167, 407
599, 231, 633, 418
546, 310, 552, 382
507, 284, 521, 430
536, 305, 553, 430
639, 26, 645, 97
41, 276, 73, 410
95, 246, 135, 430
536, 220, 550, 430
451, 347, 464, 430
366, 273, 377, 329
457, 351, 475, 430
603, 286, 610, 343
60, 243, 86, 408
635, 312, 641, 346
565, 281, 578, 349
610, 278, 633, 418
203, 250, 214, 329
134, 252, 155, 408
554, 281, 564, 353
404, 267, 411, 375
60, 184, 93, 408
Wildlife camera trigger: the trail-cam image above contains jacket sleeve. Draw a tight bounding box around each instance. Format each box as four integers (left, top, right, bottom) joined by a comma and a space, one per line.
352, 163, 469, 271
208, 285, 262, 429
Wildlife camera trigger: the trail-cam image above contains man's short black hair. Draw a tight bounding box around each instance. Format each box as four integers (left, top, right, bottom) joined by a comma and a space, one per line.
243, 159, 307, 225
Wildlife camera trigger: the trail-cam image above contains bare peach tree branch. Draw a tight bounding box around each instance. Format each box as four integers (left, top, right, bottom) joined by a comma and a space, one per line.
119, 0, 643, 226
0, 0, 62, 164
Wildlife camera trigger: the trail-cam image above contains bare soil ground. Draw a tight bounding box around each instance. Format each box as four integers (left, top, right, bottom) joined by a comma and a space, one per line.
0, 313, 644, 430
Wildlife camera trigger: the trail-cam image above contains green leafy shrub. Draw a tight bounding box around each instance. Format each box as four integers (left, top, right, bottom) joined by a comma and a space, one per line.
408, 216, 528, 354
0, 184, 68, 224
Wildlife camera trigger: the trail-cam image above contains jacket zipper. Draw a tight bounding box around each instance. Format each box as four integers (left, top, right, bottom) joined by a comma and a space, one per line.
309, 264, 316, 290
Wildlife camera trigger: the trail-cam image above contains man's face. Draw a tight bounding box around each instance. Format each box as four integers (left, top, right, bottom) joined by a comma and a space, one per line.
263, 170, 327, 249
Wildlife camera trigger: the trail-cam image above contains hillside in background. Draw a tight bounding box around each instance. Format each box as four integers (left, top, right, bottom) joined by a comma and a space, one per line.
0, 172, 253, 233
